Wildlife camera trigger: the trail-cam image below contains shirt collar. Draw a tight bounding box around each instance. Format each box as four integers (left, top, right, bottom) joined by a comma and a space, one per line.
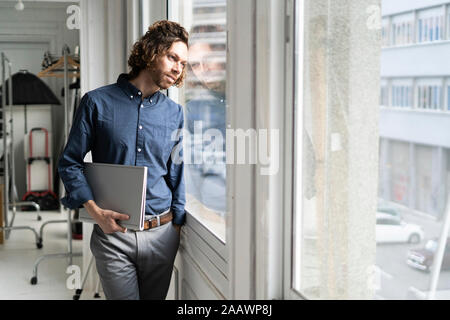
116, 73, 160, 103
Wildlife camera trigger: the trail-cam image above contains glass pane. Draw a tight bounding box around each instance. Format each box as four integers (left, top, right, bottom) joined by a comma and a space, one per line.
292, 0, 450, 300
168, 0, 227, 241
377, 1, 450, 300
294, 0, 380, 299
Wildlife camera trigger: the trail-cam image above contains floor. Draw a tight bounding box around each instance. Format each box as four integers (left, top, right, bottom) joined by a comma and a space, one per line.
0, 209, 104, 300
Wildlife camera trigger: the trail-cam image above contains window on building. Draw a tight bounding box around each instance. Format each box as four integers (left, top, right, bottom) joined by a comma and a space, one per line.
168, 0, 227, 241
390, 84, 412, 107
447, 85, 450, 110
380, 84, 389, 107
391, 22, 397, 45
382, 21, 389, 47
436, 86, 441, 110
416, 84, 443, 111
428, 86, 432, 109
407, 21, 412, 43
428, 16, 433, 40
436, 16, 440, 40
418, 18, 423, 42
417, 7, 445, 43
448, 10, 450, 40
407, 87, 412, 107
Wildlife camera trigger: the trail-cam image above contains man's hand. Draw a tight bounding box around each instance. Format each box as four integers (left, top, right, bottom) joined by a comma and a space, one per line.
84, 200, 130, 234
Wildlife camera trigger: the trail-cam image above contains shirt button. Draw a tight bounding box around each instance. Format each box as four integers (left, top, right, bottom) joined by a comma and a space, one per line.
138, 91, 142, 96
130, 95, 133, 99
139, 125, 143, 130
137, 148, 142, 152
150, 100, 153, 103
140, 104, 144, 108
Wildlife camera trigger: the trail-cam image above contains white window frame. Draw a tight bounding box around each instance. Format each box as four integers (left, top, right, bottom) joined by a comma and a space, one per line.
282, 0, 305, 300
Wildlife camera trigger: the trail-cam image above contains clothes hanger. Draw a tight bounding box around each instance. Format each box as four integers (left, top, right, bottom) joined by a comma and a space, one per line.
37, 55, 80, 78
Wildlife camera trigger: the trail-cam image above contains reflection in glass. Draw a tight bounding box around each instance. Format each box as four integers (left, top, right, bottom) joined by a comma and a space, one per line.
169, 0, 227, 241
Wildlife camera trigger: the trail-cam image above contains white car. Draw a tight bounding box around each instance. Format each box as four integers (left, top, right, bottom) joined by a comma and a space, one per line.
376, 216, 424, 244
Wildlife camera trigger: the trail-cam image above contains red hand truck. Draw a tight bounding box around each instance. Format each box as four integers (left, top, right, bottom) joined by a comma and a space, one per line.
22, 127, 59, 210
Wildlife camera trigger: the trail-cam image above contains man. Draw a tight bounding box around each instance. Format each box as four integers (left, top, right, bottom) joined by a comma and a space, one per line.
58, 20, 188, 300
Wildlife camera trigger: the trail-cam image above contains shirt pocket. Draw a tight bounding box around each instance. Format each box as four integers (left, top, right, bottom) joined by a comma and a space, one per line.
146, 124, 174, 162
97, 115, 130, 149
96, 118, 114, 144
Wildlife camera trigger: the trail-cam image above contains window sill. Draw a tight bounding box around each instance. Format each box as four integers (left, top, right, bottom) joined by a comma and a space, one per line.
185, 193, 226, 244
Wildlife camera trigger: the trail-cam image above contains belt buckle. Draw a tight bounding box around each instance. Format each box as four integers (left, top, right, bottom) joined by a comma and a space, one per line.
148, 214, 160, 228
147, 209, 170, 229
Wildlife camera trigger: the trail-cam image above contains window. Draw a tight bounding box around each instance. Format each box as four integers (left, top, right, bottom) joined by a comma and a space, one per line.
428, 18, 434, 41
448, 85, 450, 110
448, 10, 450, 40
435, 86, 441, 110
380, 84, 389, 107
416, 6, 446, 43
168, 0, 227, 241
294, 0, 379, 299
391, 22, 397, 45
428, 86, 432, 108
391, 84, 412, 107
416, 83, 442, 110
418, 18, 423, 42
407, 21, 412, 43
382, 21, 389, 47
405, 87, 409, 106
435, 16, 440, 40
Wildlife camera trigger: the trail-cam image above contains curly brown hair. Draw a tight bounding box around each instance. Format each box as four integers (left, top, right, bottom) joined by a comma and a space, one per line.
128, 20, 189, 88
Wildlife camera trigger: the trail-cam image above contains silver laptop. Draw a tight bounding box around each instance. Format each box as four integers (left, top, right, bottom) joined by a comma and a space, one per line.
78, 162, 147, 231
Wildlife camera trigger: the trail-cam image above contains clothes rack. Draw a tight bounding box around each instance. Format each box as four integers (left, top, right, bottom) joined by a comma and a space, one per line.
0, 52, 42, 248
30, 45, 82, 285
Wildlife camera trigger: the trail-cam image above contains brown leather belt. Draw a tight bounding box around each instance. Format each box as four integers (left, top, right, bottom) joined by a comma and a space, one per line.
143, 210, 173, 230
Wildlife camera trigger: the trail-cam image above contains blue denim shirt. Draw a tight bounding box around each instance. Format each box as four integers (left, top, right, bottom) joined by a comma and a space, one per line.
58, 73, 186, 225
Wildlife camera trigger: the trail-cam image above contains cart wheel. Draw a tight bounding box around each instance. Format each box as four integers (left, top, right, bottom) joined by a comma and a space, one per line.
73, 294, 80, 300
75, 289, 82, 295
94, 293, 101, 298
36, 241, 43, 249
37, 216, 42, 221
30, 277, 37, 285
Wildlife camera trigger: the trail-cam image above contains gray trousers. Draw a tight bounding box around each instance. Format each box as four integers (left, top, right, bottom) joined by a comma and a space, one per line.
90, 222, 180, 300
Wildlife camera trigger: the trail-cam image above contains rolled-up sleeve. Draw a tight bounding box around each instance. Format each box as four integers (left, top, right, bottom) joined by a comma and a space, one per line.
57, 93, 95, 209
165, 105, 186, 225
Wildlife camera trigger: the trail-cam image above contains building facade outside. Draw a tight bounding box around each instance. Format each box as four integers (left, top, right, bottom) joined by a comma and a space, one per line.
380, 0, 450, 219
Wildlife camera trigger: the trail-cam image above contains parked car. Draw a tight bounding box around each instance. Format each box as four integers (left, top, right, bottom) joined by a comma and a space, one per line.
377, 207, 402, 222
407, 238, 450, 272
376, 216, 424, 244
